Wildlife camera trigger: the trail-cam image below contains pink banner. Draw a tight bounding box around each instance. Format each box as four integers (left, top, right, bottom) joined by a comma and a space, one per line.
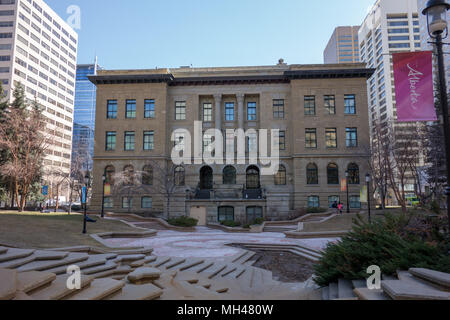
393, 51, 436, 122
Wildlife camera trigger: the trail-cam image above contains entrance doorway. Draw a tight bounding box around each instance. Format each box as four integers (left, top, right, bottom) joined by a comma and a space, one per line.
200, 166, 213, 189
190, 206, 206, 226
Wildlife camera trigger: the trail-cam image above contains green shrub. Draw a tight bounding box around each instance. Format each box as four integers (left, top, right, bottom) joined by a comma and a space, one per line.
307, 207, 327, 214
313, 213, 450, 287
168, 216, 198, 227
220, 220, 241, 228
243, 224, 251, 229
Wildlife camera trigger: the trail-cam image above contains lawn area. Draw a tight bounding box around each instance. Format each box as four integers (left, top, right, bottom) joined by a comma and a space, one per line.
0, 211, 141, 249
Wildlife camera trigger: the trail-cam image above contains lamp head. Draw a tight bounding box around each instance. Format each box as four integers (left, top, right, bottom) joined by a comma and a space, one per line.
423, 0, 450, 37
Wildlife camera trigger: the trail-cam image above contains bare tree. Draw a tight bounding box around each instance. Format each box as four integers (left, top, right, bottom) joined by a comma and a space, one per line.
46, 167, 69, 212
0, 98, 50, 212
67, 142, 92, 214
112, 165, 143, 214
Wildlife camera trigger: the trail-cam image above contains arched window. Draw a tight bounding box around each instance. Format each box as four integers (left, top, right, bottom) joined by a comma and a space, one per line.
223, 166, 236, 185
347, 163, 360, 185
142, 165, 153, 185
327, 163, 339, 185
200, 166, 213, 189
174, 166, 185, 186
246, 166, 260, 189
123, 165, 135, 185
306, 163, 318, 185
104, 165, 115, 185
274, 165, 287, 185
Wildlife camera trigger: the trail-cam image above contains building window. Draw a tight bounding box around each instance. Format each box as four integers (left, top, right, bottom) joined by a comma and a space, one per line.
141, 197, 152, 209
247, 102, 257, 121
124, 132, 135, 151
246, 166, 260, 189
328, 196, 340, 208
144, 99, 155, 119
279, 131, 286, 150
324, 95, 335, 114
203, 103, 212, 122
105, 132, 116, 151
175, 101, 186, 120
306, 163, 318, 185
218, 206, 234, 222
347, 163, 360, 184
203, 133, 213, 153
346, 128, 358, 147
327, 163, 339, 185
122, 197, 133, 209
273, 99, 285, 119
125, 99, 136, 119
103, 197, 113, 208
107, 100, 117, 119
225, 102, 234, 121
304, 96, 316, 115
274, 165, 287, 185
345, 95, 356, 114
174, 166, 185, 186
223, 166, 236, 185
143, 131, 154, 151
174, 133, 185, 151
326, 128, 337, 148
350, 196, 361, 209
308, 196, 320, 208
246, 206, 263, 223
305, 129, 317, 148
142, 165, 153, 185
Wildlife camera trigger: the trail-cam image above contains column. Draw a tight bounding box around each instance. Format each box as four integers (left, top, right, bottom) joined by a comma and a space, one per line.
237, 93, 245, 129
214, 94, 222, 129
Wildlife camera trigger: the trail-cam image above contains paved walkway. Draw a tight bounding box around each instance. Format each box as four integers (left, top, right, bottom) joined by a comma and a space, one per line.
104, 227, 338, 262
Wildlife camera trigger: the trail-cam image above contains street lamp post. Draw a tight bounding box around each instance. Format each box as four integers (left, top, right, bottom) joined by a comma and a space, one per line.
366, 173, 371, 224
101, 175, 106, 218
345, 171, 350, 213
423, 0, 450, 232
82, 173, 90, 234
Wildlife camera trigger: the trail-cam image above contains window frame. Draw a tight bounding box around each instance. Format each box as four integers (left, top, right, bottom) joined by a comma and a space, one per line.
273, 99, 285, 119
143, 130, 154, 151
305, 128, 317, 149
106, 100, 117, 119
308, 196, 320, 208
175, 101, 186, 120
247, 102, 257, 121
225, 102, 235, 121
218, 206, 234, 222
345, 94, 356, 115
125, 99, 136, 119
346, 128, 358, 148
326, 128, 338, 149
304, 96, 316, 116
202, 103, 213, 122
324, 95, 336, 115
144, 99, 155, 119
105, 131, 116, 151
124, 131, 135, 151
141, 197, 152, 209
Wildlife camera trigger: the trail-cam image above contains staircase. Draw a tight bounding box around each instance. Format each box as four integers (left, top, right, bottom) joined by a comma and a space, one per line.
322, 268, 450, 300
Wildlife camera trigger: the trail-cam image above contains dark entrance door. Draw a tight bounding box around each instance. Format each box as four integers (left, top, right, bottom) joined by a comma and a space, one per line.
246, 166, 260, 189
200, 166, 213, 189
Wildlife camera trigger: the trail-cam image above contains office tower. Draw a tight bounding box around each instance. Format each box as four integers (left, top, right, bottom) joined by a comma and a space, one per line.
324, 26, 360, 64
359, 0, 424, 201
72, 59, 102, 173
0, 0, 78, 203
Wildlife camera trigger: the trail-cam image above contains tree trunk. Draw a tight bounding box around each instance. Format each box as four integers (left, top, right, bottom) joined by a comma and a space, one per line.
166, 196, 170, 220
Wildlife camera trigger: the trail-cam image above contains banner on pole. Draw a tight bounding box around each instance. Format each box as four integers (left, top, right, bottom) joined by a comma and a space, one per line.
393, 51, 436, 122
340, 178, 347, 192
360, 186, 368, 203
104, 183, 111, 196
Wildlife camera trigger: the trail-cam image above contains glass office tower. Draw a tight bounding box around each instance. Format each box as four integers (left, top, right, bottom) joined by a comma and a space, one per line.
72, 59, 102, 172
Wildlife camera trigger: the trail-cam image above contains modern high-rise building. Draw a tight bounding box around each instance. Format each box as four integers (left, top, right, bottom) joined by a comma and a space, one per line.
360, 0, 421, 128
359, 0, 424, 201
417, 0, 450, 90
324, 26, 360, 64
0, 0, 78, 202
72, 59, 102, 172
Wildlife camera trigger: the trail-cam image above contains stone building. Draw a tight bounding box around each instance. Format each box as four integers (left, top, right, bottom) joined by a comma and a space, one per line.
88, 63, 374, 225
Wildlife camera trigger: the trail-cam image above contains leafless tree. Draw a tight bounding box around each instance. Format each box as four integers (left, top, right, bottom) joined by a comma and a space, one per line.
46, 166, 69, 212
112, 165, 143, 214
67, 142, 91, 213
0, 100, 50, 212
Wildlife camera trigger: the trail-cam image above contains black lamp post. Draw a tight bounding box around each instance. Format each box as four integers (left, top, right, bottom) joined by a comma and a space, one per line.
345, 170, 350, 213
101, 175, 106, 218
366, 173, 371, 223
423, 0, 450, 232
82, 173, 90, 234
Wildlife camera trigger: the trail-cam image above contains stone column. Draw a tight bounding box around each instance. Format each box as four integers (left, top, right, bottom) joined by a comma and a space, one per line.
214, 94, 222, 129
237, 93, 245, 129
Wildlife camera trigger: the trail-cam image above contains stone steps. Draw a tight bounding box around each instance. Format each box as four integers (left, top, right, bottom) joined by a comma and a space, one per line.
66, 278, 125, 300
382, 276, 450, 300
164, 258, 187, 270
328, 282, 338, 300
45, 254, 112, 275
150, 257, 172, 269
177, 259, 205, 272
82, 261, 118, 275
16, 271, 57, 294
338, 279, 356, 299
0, 248, 35, 263
107, 283, 163, 300
17, 253, 89, 272
409, 268, 450, 290
0, 269, 17, 300
354, 288, 391, 300
29, 275, 93, 300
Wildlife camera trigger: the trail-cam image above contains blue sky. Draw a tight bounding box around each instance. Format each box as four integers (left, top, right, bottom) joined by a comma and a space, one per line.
46, 0, 375, 69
